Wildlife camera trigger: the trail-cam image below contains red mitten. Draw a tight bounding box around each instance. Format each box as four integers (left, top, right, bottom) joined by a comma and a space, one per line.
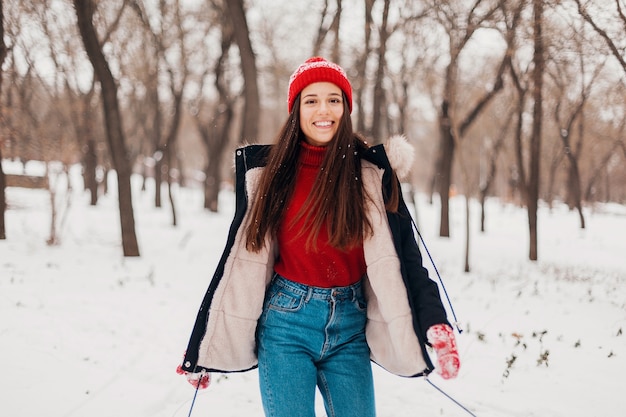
427, 324, 460, 379
176, 363, 211, 389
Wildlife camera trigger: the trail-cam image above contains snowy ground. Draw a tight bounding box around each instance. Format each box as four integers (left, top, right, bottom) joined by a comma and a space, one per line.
1, 162, 625, 417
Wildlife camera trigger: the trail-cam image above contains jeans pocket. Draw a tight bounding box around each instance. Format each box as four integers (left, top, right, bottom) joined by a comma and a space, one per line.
353, 293, 367, 313
266, 289, 304, 312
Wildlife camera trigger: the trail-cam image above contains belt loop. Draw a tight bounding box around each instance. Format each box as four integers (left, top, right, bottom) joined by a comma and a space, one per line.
305, 287, 313, 302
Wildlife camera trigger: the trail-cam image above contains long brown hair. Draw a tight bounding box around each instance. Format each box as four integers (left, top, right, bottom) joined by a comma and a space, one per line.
244, 93, 372, 252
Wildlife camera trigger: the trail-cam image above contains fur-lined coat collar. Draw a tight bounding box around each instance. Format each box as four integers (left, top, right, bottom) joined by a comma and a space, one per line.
383, 134, 414, 180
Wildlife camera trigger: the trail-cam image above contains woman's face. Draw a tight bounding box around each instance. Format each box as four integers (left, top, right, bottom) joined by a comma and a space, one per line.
299, 82, 344, 147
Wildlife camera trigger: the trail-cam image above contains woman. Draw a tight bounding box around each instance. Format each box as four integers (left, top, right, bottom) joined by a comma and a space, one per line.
178, 57, 460, 417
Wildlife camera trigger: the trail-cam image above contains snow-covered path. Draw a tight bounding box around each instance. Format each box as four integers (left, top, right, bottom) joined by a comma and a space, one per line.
2, 168, 625, 416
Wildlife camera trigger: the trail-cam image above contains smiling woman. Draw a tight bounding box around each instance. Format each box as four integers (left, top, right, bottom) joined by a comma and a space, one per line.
299, 82, 345, 146
179, 56, 460, 417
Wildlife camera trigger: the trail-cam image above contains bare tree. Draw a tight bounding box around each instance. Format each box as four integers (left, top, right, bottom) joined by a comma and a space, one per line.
426, 1, 523, 272
369, 0, 391, 141
501, 0, 542, 260
479, 109, 512, 232
428, 0, 513, 237
547, 39, 605, 229
130, 0, 191, 226
189, 3, 236, 212
224, 0, 260, 143
575, 0, 626, 75
0, 0, 7, 240
73, 83, 101, 206
355, 1, 429, 141
528, 0, 544, 261
312, 0, 342, 63
508, 37, 531, 207
4, 0, 626, 246
129, 1, 165, 209
37, 1, 103, 206
73, 0, 140, 257
354, 0, 375, 134
585, 119, 626, 202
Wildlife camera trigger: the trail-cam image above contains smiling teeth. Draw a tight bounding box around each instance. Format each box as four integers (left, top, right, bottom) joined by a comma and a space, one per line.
315, 121, 332, 127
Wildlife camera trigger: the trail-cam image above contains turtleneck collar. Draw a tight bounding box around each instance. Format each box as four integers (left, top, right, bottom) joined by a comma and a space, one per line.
299, 141, 327, 167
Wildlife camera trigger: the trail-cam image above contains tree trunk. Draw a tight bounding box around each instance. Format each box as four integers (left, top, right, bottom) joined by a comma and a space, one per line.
528, 0, 544, 261
565, 108, 586, 229
585, 139, 624, 202
47, 169, 58, 246
510, 70, 528, 205
199, 103, 232, 211
153, 84, 163, 209
0, 148, 5, 240
566, 154, 585, 228
546, 150, 564, 210
84, 137, 98, 206
436, 46, 509, 237
0, 0, 7, 240
410, 185, 420, 235
225, 0, 259, 143
371, 0, 390, 141
479, 111, 510, 232
74, 0, 140, 257
204, 167, 219, 212
355, 0, 374, 134
167, 149, 177, 227
74, 90, 99, 206
479, 193, 486, 233
464, 195, 470, 273
164, 90, 184, 227
437, 99, 454, 237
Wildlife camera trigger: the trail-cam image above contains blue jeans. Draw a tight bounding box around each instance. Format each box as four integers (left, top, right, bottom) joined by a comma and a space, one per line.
257, 275, 375, 417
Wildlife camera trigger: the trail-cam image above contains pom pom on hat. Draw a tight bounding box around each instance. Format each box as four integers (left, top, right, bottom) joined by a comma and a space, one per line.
288, 57, 353, 113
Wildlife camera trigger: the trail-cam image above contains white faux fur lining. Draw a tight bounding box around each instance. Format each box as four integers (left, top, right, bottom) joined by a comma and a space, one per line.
197, 167, 274, 371
384, 134, 414, 181
196, 155, 427, 377
360, 162, 427, 376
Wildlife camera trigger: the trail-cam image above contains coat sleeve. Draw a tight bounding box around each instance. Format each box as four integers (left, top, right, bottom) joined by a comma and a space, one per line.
387, 181, 451, 343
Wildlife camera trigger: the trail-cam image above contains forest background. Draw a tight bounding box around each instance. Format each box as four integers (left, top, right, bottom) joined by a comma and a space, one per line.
0, 0, 625, 264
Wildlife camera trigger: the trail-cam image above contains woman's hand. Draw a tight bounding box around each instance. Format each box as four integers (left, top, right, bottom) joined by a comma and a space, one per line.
176, 355, 211, 389
427, 324, 460, 379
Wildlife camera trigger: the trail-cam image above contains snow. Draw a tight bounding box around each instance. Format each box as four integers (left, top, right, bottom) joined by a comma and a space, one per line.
1, 162, 625, 417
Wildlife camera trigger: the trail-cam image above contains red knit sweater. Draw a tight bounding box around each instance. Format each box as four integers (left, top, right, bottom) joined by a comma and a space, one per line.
273, 141, 366, 288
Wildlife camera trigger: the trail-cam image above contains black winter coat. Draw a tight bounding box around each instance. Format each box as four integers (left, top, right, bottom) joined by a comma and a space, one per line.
181, 135, 450, 377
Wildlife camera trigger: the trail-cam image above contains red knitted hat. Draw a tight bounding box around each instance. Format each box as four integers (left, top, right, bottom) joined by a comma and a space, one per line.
287, 57, 353, 113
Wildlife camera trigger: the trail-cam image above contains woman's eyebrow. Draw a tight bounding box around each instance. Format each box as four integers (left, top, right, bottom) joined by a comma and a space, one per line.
302, 92, 342, 100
